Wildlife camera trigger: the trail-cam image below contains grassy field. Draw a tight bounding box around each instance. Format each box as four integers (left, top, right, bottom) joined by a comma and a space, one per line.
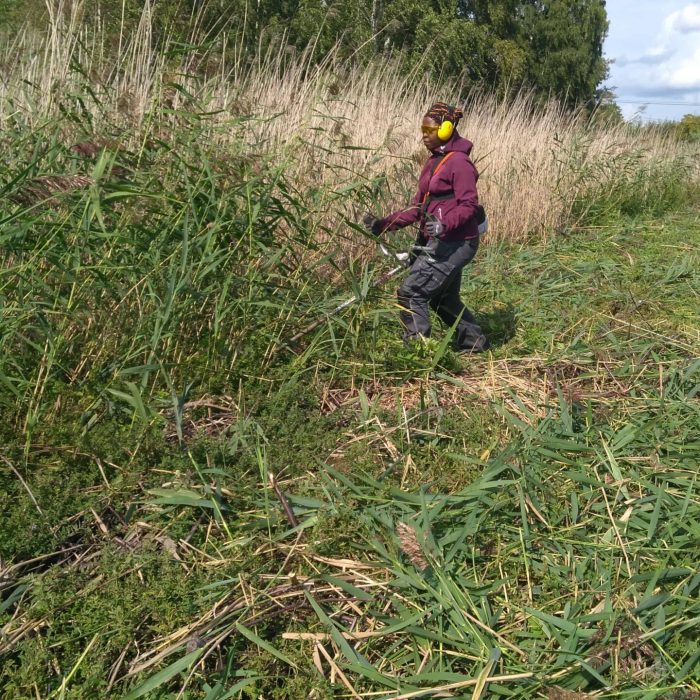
1, 174, 699, 698
2, 5, 700, 699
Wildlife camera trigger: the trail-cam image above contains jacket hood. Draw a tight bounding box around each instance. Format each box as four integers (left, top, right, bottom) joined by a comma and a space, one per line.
435, 132, 473, 156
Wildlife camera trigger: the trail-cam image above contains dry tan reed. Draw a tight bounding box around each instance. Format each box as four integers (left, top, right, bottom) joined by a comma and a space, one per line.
395, 521, 428, 570
9, 174, 92, 205
2, 0, 697, 242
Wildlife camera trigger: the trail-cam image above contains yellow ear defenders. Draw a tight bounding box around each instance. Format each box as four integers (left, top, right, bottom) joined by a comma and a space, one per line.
437, 106, 456, 141
437, 119, 454, 141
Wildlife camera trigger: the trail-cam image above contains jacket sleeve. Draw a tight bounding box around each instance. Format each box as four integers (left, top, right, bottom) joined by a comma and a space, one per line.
376, 198, 422, 232
376, 161, 431, 232
441, 156, 479, 233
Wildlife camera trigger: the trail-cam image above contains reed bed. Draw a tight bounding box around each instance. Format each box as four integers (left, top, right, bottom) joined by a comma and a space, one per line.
2, 0, 698, 244
1, 3, 699, 699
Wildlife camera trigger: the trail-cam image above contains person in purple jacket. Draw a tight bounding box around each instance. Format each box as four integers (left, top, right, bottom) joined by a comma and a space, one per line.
364, 102, 489, 353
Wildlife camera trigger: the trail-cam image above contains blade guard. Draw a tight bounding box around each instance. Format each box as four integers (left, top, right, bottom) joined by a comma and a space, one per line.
380, 243, 409, 263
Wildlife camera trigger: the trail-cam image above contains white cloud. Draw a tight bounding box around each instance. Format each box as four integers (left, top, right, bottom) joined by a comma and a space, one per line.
615, 47, 675, 67
663, 45, 700, 89
612, 4, 696, 70
604, 1, 700, 119
664, 3, 700, 34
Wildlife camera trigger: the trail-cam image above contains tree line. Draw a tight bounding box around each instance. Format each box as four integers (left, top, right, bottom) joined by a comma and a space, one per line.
4, 0, 610, 107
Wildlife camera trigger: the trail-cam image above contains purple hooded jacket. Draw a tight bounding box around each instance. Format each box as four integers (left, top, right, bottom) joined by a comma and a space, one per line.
378, 133, 480, 242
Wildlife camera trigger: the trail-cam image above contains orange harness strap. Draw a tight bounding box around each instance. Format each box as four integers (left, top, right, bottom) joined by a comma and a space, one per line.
421, 151, 457, 210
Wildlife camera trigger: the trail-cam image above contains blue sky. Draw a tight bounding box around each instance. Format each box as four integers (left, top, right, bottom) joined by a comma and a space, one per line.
604, 0, 700, 121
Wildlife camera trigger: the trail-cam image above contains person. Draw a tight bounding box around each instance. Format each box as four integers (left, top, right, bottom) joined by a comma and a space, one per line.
364, 102, 489, 354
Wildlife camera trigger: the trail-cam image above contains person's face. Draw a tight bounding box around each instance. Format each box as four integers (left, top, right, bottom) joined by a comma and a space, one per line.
421, 116, 443, 151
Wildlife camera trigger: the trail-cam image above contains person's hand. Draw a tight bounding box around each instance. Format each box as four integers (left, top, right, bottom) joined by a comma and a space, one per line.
424, 217, 444, 239
362, 212, 383, 237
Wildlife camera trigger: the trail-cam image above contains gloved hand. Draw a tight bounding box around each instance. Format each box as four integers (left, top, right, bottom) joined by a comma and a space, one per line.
424, 217, 444, 239
362, 212, 383, 237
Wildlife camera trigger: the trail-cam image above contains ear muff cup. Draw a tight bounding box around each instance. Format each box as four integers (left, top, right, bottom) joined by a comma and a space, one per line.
437, 120, 454, 141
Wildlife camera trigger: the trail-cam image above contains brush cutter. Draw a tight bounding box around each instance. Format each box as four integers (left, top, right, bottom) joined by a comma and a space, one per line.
285, 209, 488, 347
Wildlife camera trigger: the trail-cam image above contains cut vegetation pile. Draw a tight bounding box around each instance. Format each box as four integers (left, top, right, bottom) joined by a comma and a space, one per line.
1, 2, 700, 699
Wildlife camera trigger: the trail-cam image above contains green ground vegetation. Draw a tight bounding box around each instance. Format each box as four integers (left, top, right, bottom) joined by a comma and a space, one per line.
1, 112, 699, 699
678, 115, 700, 143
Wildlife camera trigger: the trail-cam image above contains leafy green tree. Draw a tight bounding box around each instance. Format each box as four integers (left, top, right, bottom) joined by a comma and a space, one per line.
588, 87, 623, 124
4, 0, 609, 106
519, 0, 609, 107
287, 0, 374, 60
677, 114, 700, 142
380, 0, 526, 90
382, 0, 436, 53
457, 0, 523, 38
413, 13, 526, 88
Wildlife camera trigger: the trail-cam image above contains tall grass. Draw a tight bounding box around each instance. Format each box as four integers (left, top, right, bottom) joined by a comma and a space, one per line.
2, 6, 700, 698
2, 0, 698, 244
1, 0, 699, 438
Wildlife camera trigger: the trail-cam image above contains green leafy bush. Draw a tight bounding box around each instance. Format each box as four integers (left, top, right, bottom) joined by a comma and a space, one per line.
677, 113, 700, 142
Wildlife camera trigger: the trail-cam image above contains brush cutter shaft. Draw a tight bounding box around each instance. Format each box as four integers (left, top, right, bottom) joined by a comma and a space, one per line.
298, 236, 469, 341
287, 264, 404, 344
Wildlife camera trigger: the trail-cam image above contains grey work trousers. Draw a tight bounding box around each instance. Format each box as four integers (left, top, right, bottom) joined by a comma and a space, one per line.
397, 237, 488, 352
